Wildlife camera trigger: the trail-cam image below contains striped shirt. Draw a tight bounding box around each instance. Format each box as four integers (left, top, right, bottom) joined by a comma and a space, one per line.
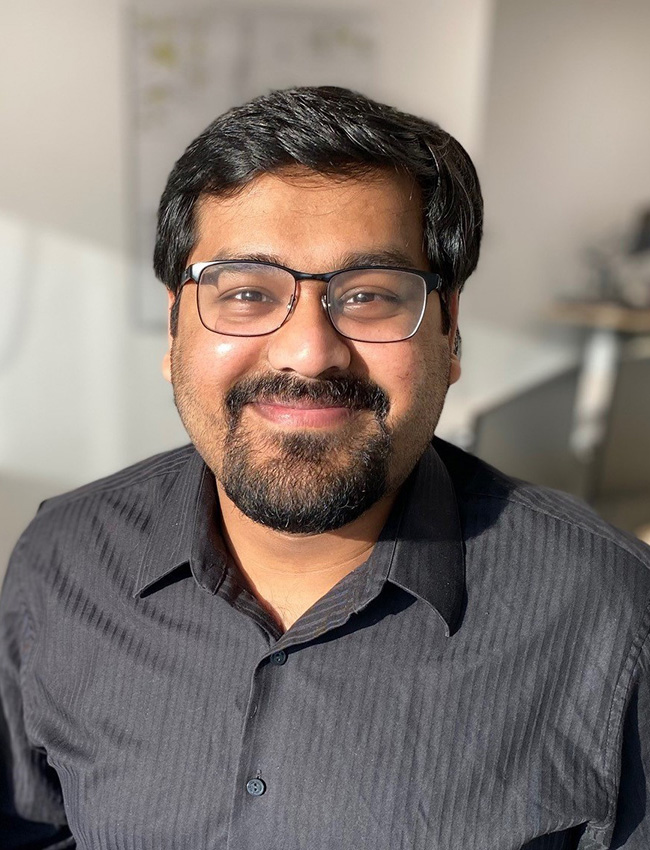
1, 439, 649, 849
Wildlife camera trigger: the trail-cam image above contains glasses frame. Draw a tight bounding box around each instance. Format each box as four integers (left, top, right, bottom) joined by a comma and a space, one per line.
180, 259, 443, 343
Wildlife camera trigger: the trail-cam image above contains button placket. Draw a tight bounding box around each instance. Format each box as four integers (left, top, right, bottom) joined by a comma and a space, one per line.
227, 663, 271, 823
228, 643, 309, 845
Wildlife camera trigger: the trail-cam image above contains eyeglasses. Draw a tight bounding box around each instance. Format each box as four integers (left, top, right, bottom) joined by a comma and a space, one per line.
181, 260, 442, 343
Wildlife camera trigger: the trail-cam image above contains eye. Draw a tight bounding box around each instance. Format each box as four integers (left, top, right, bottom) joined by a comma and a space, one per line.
339, 288, 401, 306
229, 289, 275, 303
337, 287, 402, 310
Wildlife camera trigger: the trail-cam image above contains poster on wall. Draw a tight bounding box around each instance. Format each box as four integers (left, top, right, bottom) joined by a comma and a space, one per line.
129, 5, 377, 328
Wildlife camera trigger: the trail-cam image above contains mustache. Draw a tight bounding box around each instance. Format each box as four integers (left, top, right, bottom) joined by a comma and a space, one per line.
225, 374, 390, 422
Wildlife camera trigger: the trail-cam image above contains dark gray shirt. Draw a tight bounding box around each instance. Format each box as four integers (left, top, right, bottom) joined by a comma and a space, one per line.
1, 440, 650, 850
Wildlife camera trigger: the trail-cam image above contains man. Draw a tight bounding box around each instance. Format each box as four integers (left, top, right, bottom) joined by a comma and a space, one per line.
1, 86, 649, 849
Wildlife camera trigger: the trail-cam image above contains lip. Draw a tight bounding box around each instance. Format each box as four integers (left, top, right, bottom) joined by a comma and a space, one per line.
251, 401, 355, 428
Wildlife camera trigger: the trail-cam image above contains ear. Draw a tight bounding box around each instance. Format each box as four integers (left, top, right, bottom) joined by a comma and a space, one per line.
447, 290, 461, 386
161, 289, 176, 384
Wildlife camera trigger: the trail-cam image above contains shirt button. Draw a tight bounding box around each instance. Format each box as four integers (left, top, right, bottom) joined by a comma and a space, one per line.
270, 650, 287, 666
246, 778, 266, 797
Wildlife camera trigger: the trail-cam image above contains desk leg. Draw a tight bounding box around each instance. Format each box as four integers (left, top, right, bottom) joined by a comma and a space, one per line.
569, 329, 621, 501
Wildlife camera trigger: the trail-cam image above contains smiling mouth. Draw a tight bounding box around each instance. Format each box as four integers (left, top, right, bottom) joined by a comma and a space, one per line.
251, 400, 356, 428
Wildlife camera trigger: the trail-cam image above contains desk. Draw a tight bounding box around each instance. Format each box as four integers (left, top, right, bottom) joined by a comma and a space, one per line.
549, 301, 650, 334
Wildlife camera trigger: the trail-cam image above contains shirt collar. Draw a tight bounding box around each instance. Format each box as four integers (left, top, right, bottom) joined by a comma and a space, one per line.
385, 440, 465, 636
132, 441, 465, 636
133, 449, 228, 599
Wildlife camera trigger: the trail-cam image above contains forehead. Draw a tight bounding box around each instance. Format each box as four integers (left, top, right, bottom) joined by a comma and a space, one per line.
190, 168, 427, 270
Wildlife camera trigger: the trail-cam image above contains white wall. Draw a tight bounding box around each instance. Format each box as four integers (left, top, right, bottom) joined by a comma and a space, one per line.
0, 3, 126, 251
463, 0, 650, 334
0, 1, 130, 488
379, 0, 495, 156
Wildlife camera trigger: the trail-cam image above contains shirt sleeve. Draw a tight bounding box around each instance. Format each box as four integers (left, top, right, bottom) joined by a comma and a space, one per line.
0, 541, 75, 849
609, 625, 650, 849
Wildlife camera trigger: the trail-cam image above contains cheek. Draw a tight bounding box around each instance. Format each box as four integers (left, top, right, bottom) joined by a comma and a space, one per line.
175, 332, 268, 395
394, 351, 434, 419
375, 302, 448, 412
356, 331, 449, 430
355, 342, 425, 417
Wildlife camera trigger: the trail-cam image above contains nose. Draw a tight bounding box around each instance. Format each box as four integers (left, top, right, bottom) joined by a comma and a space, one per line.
266, 282, 352, 377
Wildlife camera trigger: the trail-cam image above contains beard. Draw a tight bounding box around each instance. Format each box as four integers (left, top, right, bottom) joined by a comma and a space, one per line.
171, 358, 394, 534
219, 374, 392, 534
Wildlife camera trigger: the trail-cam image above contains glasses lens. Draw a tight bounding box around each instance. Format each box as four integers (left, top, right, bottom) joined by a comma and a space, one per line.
327, 269, 427, 342
197, 263, 295, 336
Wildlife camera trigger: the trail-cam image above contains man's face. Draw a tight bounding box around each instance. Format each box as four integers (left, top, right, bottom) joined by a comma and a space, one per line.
163, 168, 460, 533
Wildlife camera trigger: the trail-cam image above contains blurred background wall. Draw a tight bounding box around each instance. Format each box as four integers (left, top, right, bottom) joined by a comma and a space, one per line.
1, 0, 649, 575
470, 0, 650, 331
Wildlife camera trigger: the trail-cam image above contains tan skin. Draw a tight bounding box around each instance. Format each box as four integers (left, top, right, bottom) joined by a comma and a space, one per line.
163, 168, 460, 631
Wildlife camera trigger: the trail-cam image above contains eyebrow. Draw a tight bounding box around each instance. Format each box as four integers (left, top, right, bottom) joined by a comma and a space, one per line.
204, 248, 422, 271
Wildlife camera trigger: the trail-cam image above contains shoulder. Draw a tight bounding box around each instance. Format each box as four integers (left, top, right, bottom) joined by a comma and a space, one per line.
34, 444, 197, 520
434, 441, 650, 837
8, 445, 198, 586
434, 437, 650, 599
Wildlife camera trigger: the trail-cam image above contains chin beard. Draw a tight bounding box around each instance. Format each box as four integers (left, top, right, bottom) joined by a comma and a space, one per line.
221, 426, 391, 534
219, 374, 392, 534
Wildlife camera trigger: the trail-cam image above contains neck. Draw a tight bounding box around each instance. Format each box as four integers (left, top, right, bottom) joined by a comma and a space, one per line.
216, 482, 397, 632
